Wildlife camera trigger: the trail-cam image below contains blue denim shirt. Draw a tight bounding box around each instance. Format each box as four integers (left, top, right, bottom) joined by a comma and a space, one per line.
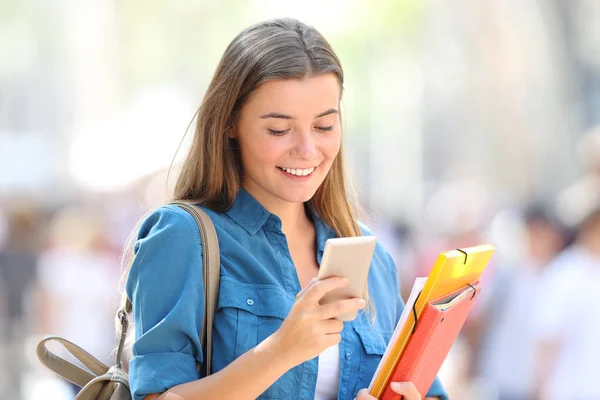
126, 189, 448, 400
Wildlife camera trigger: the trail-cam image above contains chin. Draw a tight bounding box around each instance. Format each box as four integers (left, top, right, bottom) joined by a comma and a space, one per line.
276, 187, 318, 204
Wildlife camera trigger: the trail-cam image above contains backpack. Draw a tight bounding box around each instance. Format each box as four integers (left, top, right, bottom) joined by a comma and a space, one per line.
36, 203, 220, 399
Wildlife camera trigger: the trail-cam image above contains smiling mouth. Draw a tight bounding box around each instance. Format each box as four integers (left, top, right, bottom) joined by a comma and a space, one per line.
277, 166, 316, 177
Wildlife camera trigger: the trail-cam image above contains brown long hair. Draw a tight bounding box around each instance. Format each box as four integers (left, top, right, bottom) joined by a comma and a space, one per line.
118, 18, 373, 336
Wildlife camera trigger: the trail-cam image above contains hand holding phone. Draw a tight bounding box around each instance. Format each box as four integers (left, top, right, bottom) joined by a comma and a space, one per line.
316, 236, 377, 321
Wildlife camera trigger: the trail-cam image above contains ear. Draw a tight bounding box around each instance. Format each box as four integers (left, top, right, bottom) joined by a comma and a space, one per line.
226, 124, 237, 139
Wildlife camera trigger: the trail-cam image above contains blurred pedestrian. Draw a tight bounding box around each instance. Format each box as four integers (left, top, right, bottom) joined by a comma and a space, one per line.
532, 205, 600, 400
0, 207, 41, 399
468, 204, 566, 400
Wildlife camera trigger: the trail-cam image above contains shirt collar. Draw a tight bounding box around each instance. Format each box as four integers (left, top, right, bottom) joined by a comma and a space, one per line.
226, 188, 337, 247
310, 207, 337, 255
225, 188, 271, 235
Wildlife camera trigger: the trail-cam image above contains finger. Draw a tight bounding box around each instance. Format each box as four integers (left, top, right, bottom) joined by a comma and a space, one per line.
318, 298, 365, 320
355, 388, 376, 399
390, 382, 421, 400
301, 276, 348, 304
295, 277, 318, 299
318, 318, 344, 334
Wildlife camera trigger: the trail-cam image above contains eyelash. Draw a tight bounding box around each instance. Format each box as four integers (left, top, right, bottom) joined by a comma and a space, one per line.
268, 126, 334, 136
268, 129, 288, 136
316, 126, 334, 132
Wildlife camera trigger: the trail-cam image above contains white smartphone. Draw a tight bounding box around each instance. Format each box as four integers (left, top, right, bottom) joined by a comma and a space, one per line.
316, 236, 377, 321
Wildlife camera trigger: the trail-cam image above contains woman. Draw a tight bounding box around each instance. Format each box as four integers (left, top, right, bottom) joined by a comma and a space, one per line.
122, 18, 448, 400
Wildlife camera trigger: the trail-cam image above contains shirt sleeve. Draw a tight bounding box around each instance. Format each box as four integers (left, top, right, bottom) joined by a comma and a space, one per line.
426, 377, 449, 400
126, 205, 206, 400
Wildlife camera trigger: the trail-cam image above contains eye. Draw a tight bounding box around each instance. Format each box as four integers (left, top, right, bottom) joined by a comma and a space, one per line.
268, 128, 289, 136
315, 126, 334, 132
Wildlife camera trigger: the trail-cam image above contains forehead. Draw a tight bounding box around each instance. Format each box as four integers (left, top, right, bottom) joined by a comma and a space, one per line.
243, 73, 341, 116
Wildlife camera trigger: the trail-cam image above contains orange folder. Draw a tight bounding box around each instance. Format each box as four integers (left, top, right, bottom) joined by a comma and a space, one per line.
369, 244, 494, 398
380, 281, 482, 399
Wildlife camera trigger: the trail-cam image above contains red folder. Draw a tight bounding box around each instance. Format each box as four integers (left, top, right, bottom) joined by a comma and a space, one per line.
380, 281, 482, 400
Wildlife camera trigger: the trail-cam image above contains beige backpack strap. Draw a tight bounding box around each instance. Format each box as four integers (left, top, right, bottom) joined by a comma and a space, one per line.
171, 202, 220, 376
36, 336, 110, 387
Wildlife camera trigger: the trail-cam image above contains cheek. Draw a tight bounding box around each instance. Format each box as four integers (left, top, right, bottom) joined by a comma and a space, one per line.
240, 133, 285, 168
322, 132, 342, 161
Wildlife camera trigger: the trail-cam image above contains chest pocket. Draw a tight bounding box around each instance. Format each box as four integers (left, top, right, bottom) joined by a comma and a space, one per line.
217, 276, 296, 399
353, 324, 393, 393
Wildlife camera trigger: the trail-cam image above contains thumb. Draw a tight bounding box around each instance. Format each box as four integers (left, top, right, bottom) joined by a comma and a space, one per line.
390, 382, 421, 399
355, 388, 376, 399
390, 382, 404, 393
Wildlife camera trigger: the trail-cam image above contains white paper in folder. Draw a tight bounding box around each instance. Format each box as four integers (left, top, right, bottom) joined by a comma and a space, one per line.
368, 277, 428, 391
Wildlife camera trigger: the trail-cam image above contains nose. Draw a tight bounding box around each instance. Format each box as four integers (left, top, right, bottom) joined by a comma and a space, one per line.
291, 130, 317, 160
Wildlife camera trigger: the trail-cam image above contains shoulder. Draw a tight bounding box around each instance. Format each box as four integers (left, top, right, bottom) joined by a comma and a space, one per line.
127, 205, 209, 301
137, 204, 201, 242
543, 247, 588, 291
357, 221, 402, 328
541, 247, 580, 286
357, 221, 374, 237
131, 204, 207, 280
358, 221, 394, 263
137, 203, 229, 243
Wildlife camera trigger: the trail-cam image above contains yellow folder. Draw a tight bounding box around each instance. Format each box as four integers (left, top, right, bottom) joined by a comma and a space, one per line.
369, 244, 495, 398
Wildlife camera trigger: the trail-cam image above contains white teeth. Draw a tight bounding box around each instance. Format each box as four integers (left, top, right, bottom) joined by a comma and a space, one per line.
281, 167, 315, 176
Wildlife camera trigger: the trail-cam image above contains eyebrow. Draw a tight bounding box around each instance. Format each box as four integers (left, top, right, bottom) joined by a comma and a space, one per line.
259, 108, 339, 120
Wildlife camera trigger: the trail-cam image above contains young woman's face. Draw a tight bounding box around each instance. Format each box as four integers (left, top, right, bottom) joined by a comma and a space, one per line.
233, 73, 342, 206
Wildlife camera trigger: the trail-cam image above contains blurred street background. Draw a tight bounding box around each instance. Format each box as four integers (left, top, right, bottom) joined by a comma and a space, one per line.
2, 0, 600, 399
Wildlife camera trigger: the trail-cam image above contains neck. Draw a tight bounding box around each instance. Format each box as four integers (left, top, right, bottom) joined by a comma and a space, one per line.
242, 185, 311, 235
280, 204, 311, 237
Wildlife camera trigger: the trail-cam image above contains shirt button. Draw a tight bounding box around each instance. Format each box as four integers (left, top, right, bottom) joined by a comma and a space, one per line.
247, 299, 254, 306
345, 352, 352, 360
